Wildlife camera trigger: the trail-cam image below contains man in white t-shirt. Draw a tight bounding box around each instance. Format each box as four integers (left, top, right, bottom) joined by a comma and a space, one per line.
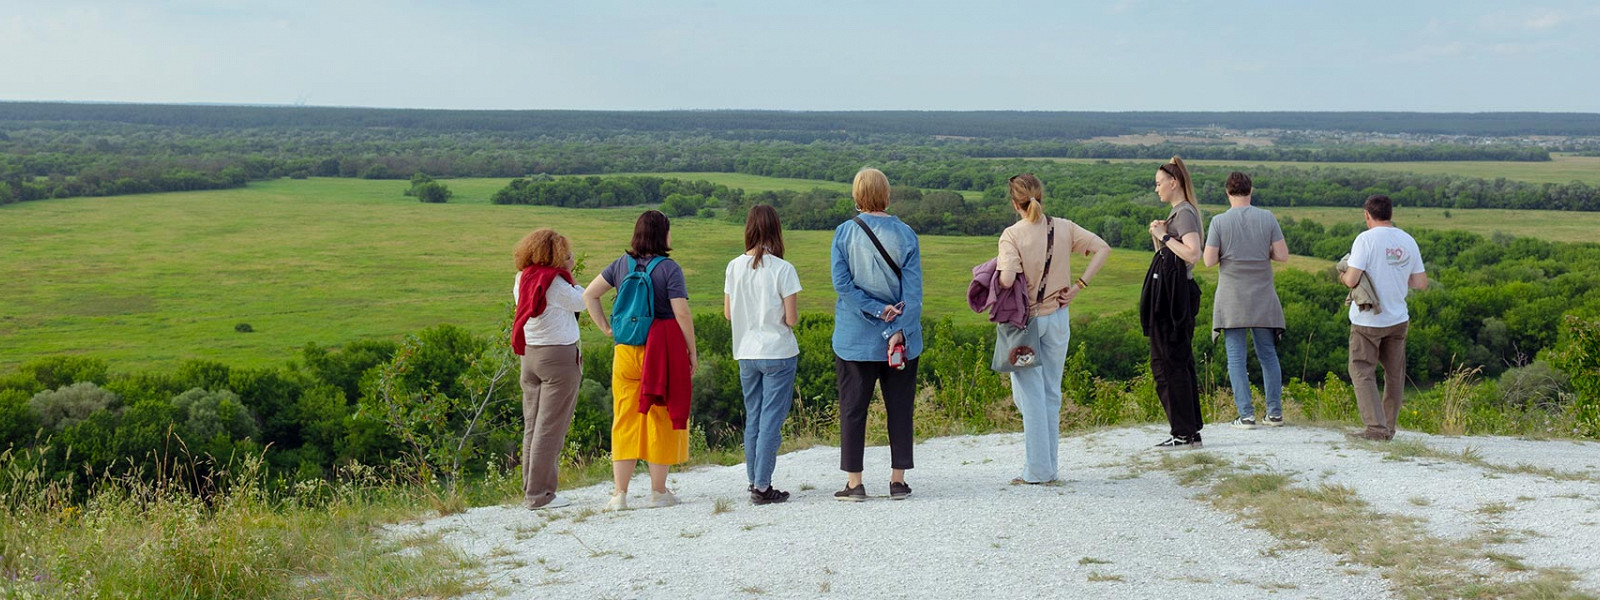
1340, 195, 1427, 441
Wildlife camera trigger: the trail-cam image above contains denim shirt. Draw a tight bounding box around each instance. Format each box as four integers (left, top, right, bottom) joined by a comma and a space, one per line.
830, 214, 924, 362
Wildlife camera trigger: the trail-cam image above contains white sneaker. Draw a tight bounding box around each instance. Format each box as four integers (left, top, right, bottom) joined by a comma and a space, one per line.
1230, 416, 1257, 430
604, 492, 628, 512
650, 490, 679, 508
529, 495, 571, 510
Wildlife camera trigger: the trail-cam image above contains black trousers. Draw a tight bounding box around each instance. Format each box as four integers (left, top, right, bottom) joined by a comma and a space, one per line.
1150, 315, 1203, 439
836, 356, 918, 473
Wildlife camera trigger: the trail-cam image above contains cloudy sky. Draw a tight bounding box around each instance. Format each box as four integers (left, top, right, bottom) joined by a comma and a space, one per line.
1, 0, 1595, 112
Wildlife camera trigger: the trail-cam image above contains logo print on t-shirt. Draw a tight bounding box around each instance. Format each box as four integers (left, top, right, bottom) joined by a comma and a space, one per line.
1385, 247, 1409, 268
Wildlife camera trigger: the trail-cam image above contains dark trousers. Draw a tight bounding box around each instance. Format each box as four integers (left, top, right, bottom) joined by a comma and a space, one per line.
1150, 317, 1203, 439
836, 356, 918, 473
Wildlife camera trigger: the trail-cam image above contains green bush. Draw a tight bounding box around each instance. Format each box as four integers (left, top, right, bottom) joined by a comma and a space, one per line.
0, 389, 37, 448
172, 388, 259, 444
29, 382, 119, 432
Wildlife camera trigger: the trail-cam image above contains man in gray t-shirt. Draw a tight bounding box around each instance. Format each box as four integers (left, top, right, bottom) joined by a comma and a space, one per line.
1203, 172, 1289, 429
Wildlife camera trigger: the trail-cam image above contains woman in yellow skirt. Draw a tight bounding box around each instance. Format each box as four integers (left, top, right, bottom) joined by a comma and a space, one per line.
583, 210, 697, 510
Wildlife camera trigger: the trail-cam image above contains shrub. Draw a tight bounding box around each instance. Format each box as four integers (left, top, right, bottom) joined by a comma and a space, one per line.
414, 181, 452, 203
0, 389, 37, 447
171, 388, 259, 443
1496, 360, 1571, 411
29, 382, 119, 431
235, 322, 254, 333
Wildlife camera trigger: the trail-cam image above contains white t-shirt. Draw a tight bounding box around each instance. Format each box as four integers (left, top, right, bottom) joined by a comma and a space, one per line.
724, 253, 803, 360
513, 271, 587, 346
1347, 226, 1425, 328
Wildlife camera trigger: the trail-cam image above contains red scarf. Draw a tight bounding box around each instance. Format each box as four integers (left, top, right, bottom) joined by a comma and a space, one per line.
512, 265, 575, 355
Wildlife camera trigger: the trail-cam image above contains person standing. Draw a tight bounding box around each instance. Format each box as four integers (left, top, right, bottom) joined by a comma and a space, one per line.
1340, 194, 1426, 441
1142, 156, 1206, 449
996, 174, 1109, 483
724, 205, 803, 505
511, 229, 586, 510
831, 167, 922, 501
1203, 172, 1289, 429
583, 210, 698, 510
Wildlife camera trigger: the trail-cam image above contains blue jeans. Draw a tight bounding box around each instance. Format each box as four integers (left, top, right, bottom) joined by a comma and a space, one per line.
739, 356, 798, 489
1224, 328, 1282, 419
1008, 309, 1070, 483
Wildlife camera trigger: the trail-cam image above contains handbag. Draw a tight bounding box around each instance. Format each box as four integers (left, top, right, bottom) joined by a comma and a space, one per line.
991, 219, 1056, 372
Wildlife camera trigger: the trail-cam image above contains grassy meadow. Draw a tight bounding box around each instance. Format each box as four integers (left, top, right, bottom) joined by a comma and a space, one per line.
2, 176, 1329, 371
1011, 153, 1600, 185
1202, 203, 1600, 244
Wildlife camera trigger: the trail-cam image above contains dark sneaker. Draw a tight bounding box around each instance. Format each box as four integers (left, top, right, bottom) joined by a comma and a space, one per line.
1230, 416, 1257, 430
750, 486, 790, 505
889, 481, 912, 500
1262, 414, 1284, 427
833, 483, 866, 502
1154, 435, 1203, 449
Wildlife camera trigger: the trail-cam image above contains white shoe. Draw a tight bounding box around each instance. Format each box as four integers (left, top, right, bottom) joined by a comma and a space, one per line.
650, 490, 679, 508
605, 492, 627, 512
528, 495, 571, 510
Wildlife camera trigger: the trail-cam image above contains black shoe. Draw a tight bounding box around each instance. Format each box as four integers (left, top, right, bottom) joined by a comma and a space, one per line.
889, 481, 912, 500
1154, 435, 1203, 449
833, 483, 866, 502
750, 486, 790, 505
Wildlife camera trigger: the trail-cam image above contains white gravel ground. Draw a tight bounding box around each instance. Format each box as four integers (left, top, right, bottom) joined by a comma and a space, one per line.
400, 425, 1600, 599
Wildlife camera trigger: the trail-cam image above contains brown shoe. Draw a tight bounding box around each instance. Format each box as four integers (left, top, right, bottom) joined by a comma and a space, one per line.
1344, 431, 1388, 442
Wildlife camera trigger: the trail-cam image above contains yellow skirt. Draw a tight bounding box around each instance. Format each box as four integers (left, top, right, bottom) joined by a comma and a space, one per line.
611, 344, 689, 465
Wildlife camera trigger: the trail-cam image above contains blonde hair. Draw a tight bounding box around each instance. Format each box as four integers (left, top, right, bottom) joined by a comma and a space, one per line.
1158, 156, 1198, 210
852, 168, 890, 213
1008, 173, 1045, 224
513, 228, 571, 270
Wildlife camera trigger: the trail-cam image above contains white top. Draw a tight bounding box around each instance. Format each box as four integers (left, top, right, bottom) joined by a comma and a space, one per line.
1346, 226, 1425, 328
513, 271, 587, 346
724, 253, 803, 360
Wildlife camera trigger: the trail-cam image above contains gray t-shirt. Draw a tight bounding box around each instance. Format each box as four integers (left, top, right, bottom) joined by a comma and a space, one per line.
1166, 202, 1203, 279
1206, 205, 1286, 332
601, 254, 688, 317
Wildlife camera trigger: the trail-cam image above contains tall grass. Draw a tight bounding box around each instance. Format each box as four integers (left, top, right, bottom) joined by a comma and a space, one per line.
0, 445, 497, 599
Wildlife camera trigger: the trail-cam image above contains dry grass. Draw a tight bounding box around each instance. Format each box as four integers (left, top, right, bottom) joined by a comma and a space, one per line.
1153, 453, 1595, 600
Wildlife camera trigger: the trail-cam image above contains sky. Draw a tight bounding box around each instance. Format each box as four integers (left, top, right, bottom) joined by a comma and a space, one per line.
1, 0, 1596, 112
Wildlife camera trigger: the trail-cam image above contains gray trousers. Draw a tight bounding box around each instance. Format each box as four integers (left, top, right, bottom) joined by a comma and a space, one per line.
520, 343, 582, 507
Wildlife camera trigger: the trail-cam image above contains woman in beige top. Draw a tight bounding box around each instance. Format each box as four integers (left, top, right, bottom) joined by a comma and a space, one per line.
996, 174, 1110, 484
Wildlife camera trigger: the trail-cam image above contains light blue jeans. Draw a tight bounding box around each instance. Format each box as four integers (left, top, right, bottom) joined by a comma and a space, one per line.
1224, 328, 1282, 419
739, 356, 798, 489
1008, 308, 1070, 483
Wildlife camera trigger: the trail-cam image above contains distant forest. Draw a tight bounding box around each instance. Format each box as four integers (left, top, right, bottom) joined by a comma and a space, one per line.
7, 102, 1600, 137
1, 102, 1597, 207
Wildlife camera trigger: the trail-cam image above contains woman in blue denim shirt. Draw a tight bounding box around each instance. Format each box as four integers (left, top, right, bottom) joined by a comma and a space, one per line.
830, 167, 923, 502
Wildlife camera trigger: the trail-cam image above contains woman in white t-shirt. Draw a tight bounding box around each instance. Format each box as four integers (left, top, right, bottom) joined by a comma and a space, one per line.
723, 205, 803, 505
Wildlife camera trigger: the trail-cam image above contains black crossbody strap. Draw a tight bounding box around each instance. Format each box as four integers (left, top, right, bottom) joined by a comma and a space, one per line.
852, 216, 902, 281
1036, 218, 1057, 305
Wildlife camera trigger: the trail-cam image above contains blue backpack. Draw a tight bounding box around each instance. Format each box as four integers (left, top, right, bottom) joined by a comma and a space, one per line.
611, 256, 667, 346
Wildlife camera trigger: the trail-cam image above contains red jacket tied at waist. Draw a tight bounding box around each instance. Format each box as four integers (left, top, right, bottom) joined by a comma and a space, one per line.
639, 318, 693, 430
512, 265, 574, 355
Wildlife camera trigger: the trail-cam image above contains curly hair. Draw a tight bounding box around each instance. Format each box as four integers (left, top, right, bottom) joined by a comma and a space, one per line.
513, 228, 571, 270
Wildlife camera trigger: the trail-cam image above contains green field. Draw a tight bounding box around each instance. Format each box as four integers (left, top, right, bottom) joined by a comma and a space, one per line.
1015, 153, 1600, 185
0, 177, 1334, 371
1202, 203, 1600, 244
564, 171, 987, 201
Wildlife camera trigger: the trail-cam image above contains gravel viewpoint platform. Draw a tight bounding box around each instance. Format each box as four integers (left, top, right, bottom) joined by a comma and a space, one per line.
400, 425, 1600, 599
